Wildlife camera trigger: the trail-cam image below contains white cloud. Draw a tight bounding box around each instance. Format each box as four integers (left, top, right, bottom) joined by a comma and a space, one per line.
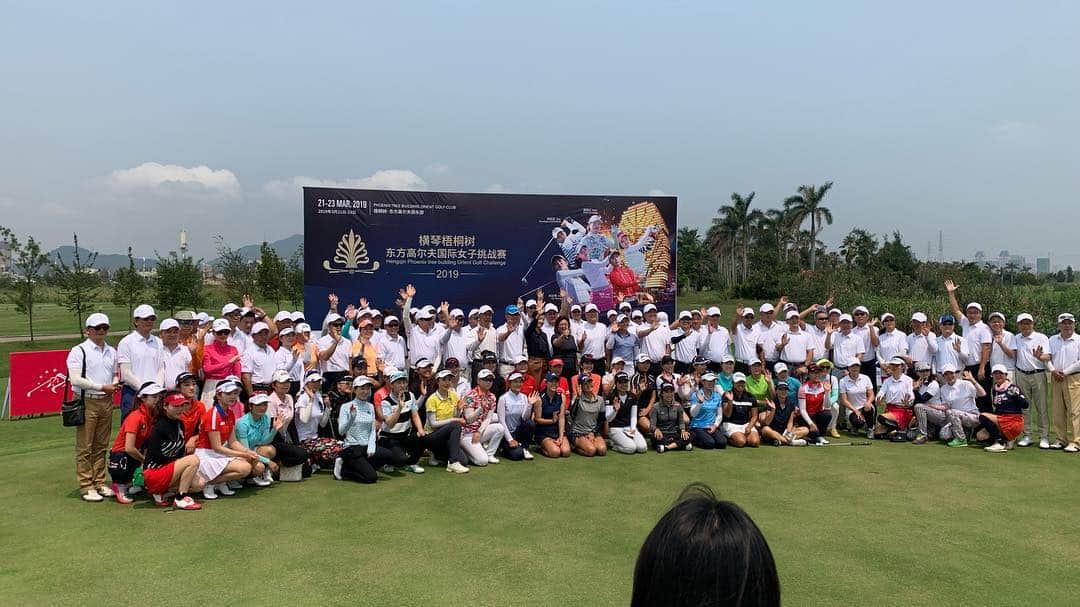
104, 162, 241, 197
263, 169, 427, 200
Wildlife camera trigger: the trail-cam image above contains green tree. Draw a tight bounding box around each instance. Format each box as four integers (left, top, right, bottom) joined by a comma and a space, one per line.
255, 242, 288, 309
51, 233, 101, 338
878, 231, 918, 279
111, 246, 147, 328
783, 181, 834, 271
718, 192, 762, 282
285, 246, 304, 308
839, 228, 878, 267
215, 236, 256, 303
155, 252, 206, 313
676, 227, 706, 292
0, 226, 51, 342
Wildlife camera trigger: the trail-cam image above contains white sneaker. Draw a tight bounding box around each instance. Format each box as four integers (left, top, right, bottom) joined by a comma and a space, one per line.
1039, 439, 1051, 449
657, 445, 666, 453
333, 457, 343, 481
381, 464, 397, 473
1065, 443, 1080, 453
127, 485, 143, 495
202, 484, 218, 500
404, 464, 425, 474
818, 437, 830, 445
428, 457, 444, 467
252, 474, 271, 487
227, 480, 243, 490
522, 449, 534, 460
985, 442, 1008, 453
263, 470, 274, 485
81, 489, 103, 502
1049, 441, 1066, 449
487, 456, 500, 464
96, 485, 114, 497
446, 461, 470, 474
216, 482, 235, 496
685, 443, 693, 451
1017, 437, 1032, 447
791, 438, 808, 447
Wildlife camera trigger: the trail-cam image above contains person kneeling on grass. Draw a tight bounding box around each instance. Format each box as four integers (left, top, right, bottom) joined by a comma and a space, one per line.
534, 378, 571, 458
760, 381, 808, 446
688, 373, 725, 449
874, 358, 916, 441
377, 370, 426, 474
497, 369, 537, 461
234, 392, 283, 486
912, 365, 983, 446
108, 382, 164, 504
838, 361, 876, 439
723, 374, 760, 448
459, 369, 504, 466
194, 380, 257, 500
976, 364, 1030, 453
295, 371, 341, 471
334, 376, 408, 483
607, 372, 648, 454
649, 382, 691, 453
570, 373, 607, 457
797, 363, 834, 446
422, 369, 471, 474
141, 391, 204, 510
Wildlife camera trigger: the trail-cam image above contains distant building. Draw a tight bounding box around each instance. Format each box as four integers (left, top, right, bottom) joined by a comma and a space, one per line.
0, 240, 10, 272
1037, 257, 1051, 275
974, 250, 987, 267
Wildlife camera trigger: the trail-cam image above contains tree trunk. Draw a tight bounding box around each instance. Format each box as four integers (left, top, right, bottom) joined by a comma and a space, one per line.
809, 215, 817, 270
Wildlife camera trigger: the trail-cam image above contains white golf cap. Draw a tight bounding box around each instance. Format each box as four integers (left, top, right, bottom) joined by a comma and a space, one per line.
508, 371, 525, 381
635, 353, 651, 363
707, 306, 722, 317
611, 356, 625, 365
526, 299, 537, 308
1017, 313, 1034, 323
352, 375, 374, 388
880, 312, 895, 321
631, 310, 643, 318
643, 304, 657, 313
477, 369, 495, 380
721, 354, 735, 363
211, 318, 230, 332
888, 357, 906, 366
137, 382, 165, 397
542, 303, 558, 313
222, 303, 241, 315
251, 321, 269, 334
853, 305, 869, 314
513, 354, 528, 364
216, 380, 241, 393
678, 310, 692, 320
783, 302, 797, 311
271, 369, 292, 383
240, 307, 254, 316
785, 310, 799, 320
416, 309, 434, 320
384, 315, 400, 324
584, 303, 598, 313
479, 305, 494, 314
741, 308, 755, 317
197, 312, 211, 323
759, 303, 775, 313
468, 308, 479, 318
988, 312, 1005, 321
616, 314, 628, 323
450, 308, 464, 318
415, 358, 434, 368
278, 327, 295, 336
991, 364, 1009, 374
619, 301, 632, 310
358, 308, 373, 317
304, 371, 323, 383
571, 304, 582, 312
839, 313, 853, 323
133, 304, 156, 319
436, 369, 455, 379
914, 361, 932, 371
588, 214, 602, 224
290, 311, 305, 322
966, 302, 982, 312
1058, 313, 1075, 323
85, 312, 110, 327
606, 309, 617, 318
940, 363, 958, 373
749, 358, 762, 366
409, 307, 419, 316
325, 312, 343, 324
911, 312, 928, 323
828, 308, 842, 316
159, 318, 179, 332
657, 312, 668, 323
701, 372, 718, 382
249, 392, 270, 404
371, 309, 383, 318
296, 322, 312, 333
274, 311, 291, 322
732, 372, 747, 383
774, 362, 788, 374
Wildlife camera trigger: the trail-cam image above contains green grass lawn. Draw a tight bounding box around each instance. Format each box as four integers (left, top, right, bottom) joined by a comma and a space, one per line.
1, 413, 1078, 606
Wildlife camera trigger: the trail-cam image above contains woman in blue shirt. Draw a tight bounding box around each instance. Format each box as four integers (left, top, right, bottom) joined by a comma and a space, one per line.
234, 391, 283, 486
688, 373, 726, 449
333, 376, 408, 483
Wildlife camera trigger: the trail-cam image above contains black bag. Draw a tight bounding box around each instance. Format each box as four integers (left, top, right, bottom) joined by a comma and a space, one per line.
61, 346, 86, 427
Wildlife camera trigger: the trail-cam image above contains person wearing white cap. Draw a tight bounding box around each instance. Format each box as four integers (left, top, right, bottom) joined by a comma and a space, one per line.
637, 304, 671, 375
333, 377, 409, 483
397, 284, 446, 369
606, 372, 647, 454
688, 373, 726, 449
422, 369, 471, 473
294, 371, 342, 470
457, 369, 505, 466
945, 280, 992, 405
377, 370, 426, 474
730, 306, 758, 374
116, 304, 165, 420
975, 365, 1031, 452
440, 307, 474, 367
1012, 313, 1050, 448
753, 302, 786, 369
273, 327, 304, 395
986, 312, 1017, 380
194, 380, 256, 500
825, 314, 865, 373
200, 318, 242, 404
241, 321, 276, 397
234, 391, 282, 486
538, 301, 560, 353
579, 302, 611, 376
873, 358, 916, 440
467, 306, 498, 378
669, 311, 702, 374
805, 307, 832, 372
775, 309, 814, 373
266, 369, 310, 469
722, 373, 761, 448
601, 357, 628, 396
838, 361, 876, 439
701, 307, 732, 373
159, 318, 192, 391
912, 365, 983, 446
316, 309, 352, 387
374, 315, 407, 373
607, 314, 640, 368
850, 305, 881, 391
105, 382, 165, 503
906, 313, 937, 374
496, 370, 538, 461
1043, 312, 1080, 450
268, 311, 294, 350
874, 313, 908, 375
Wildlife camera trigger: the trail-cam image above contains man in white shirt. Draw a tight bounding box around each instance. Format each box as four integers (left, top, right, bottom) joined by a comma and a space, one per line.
68, 312, 120, 502
875, 313, 908, 371
668, 311, 700, 373
440, 308, 473, 366
1012, 312, 1050, 448
160, 318, 192, 391
468, 306, 497, 379
987, 312, 1017, 380
399, 285, 446, 368
242, 322, 276, 395
702, 307, 732, 373
316, 312, 352, 385
933, 315, 968, 377
775, 310, 814, 371
945, 280, 992, 399
1043, 313, 1080, 450
730, 307, 758, 374
579, 303, 611, 375
116, 304, 165, 420
753, 303, 786, 368
569, 304, 587, 339
913, 364, 981, 445
636, 303, 671, 375
805, 308, 831, 368
376, 315, 408, 372
825, 314, 865, 371
851, 305, 880, 389
497, 304, 527, 378
906, 312, 937, 372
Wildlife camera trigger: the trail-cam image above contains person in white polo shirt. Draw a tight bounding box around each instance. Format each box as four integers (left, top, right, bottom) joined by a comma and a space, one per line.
702, 307, 732, 374
242, 321, 276, 395
775, 310, 813, 371
68, 313, 121, 502
316, 312, 351, 386
730, 306, 758, 374
825, 314, 865, 372
469, 305, 498, 378
636, 303, 671, 376
851, 305, 880, 390
805, 307, 831, 370
1041, 313, 1080, 451
160, 318, 192, 391
273, 327, 304, 393
986, 312, 1016, 380
875, 313, 908, 372
399, 285, 446, 368
377, 315, 408, 372
669, 310, 701, 373
116, 304, 165, 420
906, 312, 937, 374
496, 303, 527, 378
1012, 313, 1050, 448
579, 303, 611, 375
753, 303, 785, 370
440, 308, 473, 366
933, 314, 968, 376
945, 280, 992, 408
913, 364, 982, 446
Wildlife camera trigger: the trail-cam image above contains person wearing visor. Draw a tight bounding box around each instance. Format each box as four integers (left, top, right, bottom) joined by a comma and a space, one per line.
141, 391, 204, 510
234, 391, 283, 486
498, 369, 538, 461
874, 357, 916, 440
194, 380, 256, 500
377, 370, 426, 474
606, 372, 647, 454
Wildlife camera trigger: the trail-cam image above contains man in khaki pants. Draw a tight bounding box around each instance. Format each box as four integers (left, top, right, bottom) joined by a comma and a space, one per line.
1040, 313, 1080, 452
67, 313, 120, 502
1012, 313, 1051, 448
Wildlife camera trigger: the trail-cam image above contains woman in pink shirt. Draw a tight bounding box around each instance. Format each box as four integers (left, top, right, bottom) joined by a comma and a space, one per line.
201, 319, 242, 403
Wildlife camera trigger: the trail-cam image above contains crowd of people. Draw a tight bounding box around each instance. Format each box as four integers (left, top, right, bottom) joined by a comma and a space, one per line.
67, 279, 1079, 509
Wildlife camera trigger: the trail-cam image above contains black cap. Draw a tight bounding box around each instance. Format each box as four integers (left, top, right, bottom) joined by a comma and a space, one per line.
661, 355, 674, 364
481, 350, 497, 362
340, 375, 354, 384
175, 371, 196, 385
351, 356, 368, 369
692, 356, 708, 365
615, 372, 629, 381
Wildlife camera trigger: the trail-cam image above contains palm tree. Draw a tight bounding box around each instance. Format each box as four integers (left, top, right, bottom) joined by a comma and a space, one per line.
705, 216, 739, 286
763, 207, 797, 262
718, 192, 762, 281
783, 181, 834, 270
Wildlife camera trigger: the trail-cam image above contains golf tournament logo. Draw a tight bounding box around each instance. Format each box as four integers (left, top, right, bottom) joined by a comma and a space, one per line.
323, 229, 381, 274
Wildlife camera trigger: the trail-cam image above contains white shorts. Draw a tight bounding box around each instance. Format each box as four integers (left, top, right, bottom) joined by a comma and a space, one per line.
722, 422, 755, 437
195, 448, 237, 482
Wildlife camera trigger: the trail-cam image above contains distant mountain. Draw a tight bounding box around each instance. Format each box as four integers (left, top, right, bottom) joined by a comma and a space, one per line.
48, 234, 304, 273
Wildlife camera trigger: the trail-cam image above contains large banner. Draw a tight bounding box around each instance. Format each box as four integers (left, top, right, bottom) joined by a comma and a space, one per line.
303, 189, 677, 328
5, 350, 121, 418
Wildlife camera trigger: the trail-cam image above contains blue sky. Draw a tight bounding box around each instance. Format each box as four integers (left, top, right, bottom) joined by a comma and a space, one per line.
2, 1, 1078, 265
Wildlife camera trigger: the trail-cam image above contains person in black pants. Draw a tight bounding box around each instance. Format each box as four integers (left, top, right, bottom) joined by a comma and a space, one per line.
419, 370, 471, 473
377, 370, 426, 474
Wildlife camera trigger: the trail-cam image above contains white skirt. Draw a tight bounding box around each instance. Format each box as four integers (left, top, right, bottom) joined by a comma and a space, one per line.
195, 448, 236, 481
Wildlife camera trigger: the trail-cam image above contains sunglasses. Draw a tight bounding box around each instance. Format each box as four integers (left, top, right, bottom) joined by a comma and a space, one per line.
91, 325, 110, 331
215, 330, 231, 336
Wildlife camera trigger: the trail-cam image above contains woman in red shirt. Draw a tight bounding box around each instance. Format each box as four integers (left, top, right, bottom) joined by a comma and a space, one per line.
142, 391, 204, 510
607, 251, 640, 303
108, 382, 164, 504
200, 319, 241, 403
194, 380, 257, 500
797, 363, 834, 445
